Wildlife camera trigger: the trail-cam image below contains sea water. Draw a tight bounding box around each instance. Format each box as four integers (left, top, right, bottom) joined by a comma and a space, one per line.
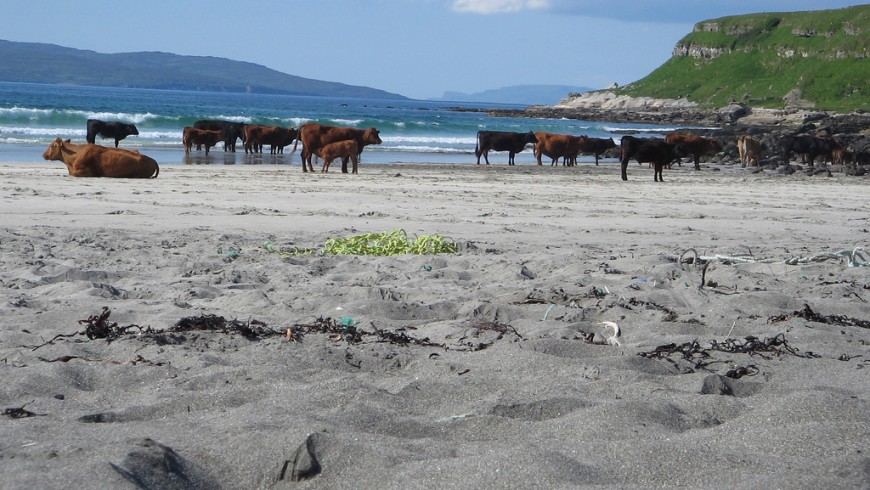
0, 81, 676, 166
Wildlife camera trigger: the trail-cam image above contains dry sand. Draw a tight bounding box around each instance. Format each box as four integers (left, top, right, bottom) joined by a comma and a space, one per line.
1, 161, 868, 489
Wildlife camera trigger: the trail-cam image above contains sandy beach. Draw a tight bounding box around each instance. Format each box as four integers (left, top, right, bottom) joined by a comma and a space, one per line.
1, 160, 868, 488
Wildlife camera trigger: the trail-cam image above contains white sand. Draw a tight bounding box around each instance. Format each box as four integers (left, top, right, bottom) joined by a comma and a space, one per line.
1, 161, 868, 488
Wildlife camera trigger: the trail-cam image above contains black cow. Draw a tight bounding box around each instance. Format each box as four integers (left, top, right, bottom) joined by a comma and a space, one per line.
475, 131, 537, 165
86, 119, 139, 148
571, 136, 617, 166
193, 120, 247, 152
620, 136, 684, 182
781, 135, 841, 165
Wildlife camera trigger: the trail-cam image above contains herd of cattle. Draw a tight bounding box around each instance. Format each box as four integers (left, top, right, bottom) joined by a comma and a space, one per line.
48, 118, 864, 180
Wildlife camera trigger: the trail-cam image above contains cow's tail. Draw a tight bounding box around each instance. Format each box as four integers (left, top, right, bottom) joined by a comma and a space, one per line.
474, 131, 482, 158
291, 124, 305, 156
151, 163, 160, 179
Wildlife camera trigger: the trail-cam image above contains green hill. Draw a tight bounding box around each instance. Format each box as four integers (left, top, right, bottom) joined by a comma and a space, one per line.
619, 5, 869, 111
0, 40, 407, 100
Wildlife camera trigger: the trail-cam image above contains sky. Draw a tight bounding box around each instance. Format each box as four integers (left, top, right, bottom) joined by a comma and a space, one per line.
0, 0, 863, 100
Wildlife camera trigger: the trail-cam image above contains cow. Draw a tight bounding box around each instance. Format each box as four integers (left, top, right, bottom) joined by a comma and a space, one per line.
43, 138, 158, 178
533, 132, 583, 166
664, 133, 722, 170
193, 120, 247, 152
320, 140, 360, 173
781, 135, 842, 165
86, 119, 139, 148
475, 131, 537, 165
620, 136, 684, 182
571, 136, 617, 166
243, 125, 298, 154
183, 127, 223, 155
737, 135, 763, 167
291, 124, 382, 173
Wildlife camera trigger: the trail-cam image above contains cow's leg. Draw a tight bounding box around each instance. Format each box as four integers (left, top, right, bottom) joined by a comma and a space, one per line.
114, 139, 120, 148
621, 158, 629, 181
484, 152, 490, 165
341, 156, 349, 174
694, 156, 701, 170
654, 162, 664, 182
351, 155, 359, 174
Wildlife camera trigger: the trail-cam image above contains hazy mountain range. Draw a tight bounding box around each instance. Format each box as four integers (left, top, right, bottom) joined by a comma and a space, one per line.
432, 85, 595, 106
0, 40, 595, 105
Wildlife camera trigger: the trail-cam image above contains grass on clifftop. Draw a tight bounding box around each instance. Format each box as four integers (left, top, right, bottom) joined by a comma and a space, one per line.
619, 5, 870, 111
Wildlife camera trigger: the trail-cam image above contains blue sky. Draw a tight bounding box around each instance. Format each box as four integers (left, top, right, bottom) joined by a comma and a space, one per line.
1, 0, 862, 99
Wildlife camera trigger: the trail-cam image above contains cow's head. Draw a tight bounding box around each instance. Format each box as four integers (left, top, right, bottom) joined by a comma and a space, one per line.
364, 128, 382, 145
708, 139, 723, 153
42, 138, 65, 161
124, 123, 139, 136
525, 132, 537, 144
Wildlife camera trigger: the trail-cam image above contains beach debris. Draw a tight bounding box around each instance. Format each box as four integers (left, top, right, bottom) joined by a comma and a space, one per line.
4, 400, 45, 419
768, 303, 870, 330
280, 433, 323, 482
599, 321, 622, 346
264, 229, 457, 257
80, 307, 149, 340
678, 246, 868, 267
639, 334, 818, 372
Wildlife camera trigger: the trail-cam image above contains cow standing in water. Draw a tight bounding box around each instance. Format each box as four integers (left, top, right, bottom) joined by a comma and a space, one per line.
86, 119, 139, 148
291, 124, 382, 173
475, 131, 537, 165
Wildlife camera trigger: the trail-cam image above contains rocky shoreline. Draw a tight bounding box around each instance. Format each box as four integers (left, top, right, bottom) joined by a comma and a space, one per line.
464, 92, 870, 175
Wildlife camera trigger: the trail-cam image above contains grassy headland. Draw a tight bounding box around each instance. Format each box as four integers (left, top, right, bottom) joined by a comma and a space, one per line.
617, 5, 869, 112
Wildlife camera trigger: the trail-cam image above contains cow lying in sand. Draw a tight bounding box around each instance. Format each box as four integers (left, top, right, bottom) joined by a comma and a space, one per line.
320, 140, 360, 173
43, 138, 159, 178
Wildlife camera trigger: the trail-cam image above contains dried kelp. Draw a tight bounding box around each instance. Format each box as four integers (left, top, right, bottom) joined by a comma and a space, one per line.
769, 303, 870, 330
80, 307, 150, 340
4, 400, 45, 419
639, 334, 817, 372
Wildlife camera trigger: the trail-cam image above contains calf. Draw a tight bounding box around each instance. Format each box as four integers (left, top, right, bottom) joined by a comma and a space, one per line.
475, 131, 537, 165
193, 120, 247, 152
183, 127, 223, 155
664, 133, 722, 170
86, 119, 139, 148
320, 140, 360, 173
292, 124, 382, 173
620, 136, 683, 182
737, 135, 763, 167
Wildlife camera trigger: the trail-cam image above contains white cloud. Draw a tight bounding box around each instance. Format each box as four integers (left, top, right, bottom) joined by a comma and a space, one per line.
451, 0, 550, 14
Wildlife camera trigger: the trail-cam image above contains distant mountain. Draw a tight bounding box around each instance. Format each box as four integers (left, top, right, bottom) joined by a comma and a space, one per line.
432, 84, 596, 106
0, 39, 407, 100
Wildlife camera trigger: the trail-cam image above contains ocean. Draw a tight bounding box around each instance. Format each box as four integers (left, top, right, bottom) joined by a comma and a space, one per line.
0, 81, 676, 166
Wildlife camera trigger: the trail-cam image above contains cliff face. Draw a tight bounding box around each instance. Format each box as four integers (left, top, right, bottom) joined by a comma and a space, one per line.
614, 5, 870, 111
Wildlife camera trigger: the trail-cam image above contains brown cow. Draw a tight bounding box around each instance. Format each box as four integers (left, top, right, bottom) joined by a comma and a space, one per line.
183, 127, 223, 155
42, 138, 158, 178
737, 135, 763, 167
320, 140, 360, 173
534, 132, 583, 166
664, 133, 722, 170
291, 124, 382, 173
243, 125, 298, 154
